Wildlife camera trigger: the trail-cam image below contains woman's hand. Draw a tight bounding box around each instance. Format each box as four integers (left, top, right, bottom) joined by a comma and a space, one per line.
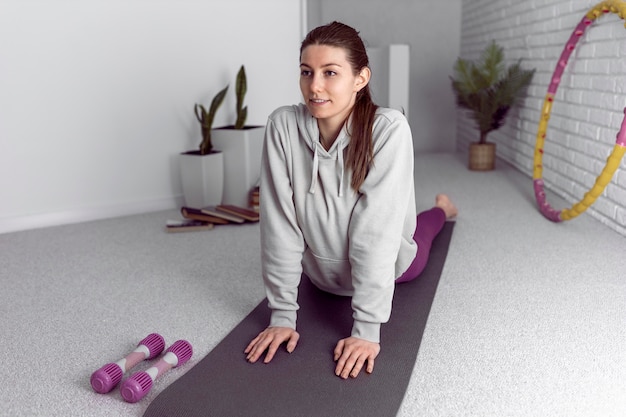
245, 327, 300, 364
334, 337, 380, 379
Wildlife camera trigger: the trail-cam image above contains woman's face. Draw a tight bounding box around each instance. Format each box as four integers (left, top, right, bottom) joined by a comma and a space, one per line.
299, 44, 369, 130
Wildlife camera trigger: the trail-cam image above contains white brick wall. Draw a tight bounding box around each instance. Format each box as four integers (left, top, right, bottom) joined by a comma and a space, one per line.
457, 0, 626, 236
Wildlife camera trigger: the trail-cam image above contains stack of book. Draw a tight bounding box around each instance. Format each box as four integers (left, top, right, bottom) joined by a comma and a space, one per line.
166, 205, 259, 233
250, 186, 260, 212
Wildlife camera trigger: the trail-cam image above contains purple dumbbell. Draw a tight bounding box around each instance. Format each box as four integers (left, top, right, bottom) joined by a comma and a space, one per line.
120, 339, 193, 403
90, 333, 165, 394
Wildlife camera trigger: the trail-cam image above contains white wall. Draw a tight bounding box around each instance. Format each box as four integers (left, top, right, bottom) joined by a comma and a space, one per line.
0, 0, 302, 234
307, 0, 462, 153
457, 0, 626, 236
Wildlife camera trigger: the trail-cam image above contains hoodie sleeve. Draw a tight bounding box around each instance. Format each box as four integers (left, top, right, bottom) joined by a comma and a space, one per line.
348, 113, 416, 343
260, 115, 306, 330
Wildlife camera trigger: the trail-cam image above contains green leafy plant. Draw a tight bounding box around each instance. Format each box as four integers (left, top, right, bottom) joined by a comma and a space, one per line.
194, 86, 228, 154
450, 41, 535, 144
234, 65, 247, 129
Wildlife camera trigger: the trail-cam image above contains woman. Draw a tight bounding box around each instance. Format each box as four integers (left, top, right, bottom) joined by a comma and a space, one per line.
245, 21, 457, 379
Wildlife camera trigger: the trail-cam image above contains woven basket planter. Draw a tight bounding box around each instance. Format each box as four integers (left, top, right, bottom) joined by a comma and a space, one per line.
468, 142, 496, 171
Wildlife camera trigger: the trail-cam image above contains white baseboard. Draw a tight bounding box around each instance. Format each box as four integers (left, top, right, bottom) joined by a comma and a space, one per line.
0, 196, 183, 235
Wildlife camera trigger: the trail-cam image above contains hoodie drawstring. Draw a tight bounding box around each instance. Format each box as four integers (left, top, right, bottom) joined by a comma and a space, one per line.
337, 147, 344, 197
309, 141, 345, 197
309, 142, 320, 194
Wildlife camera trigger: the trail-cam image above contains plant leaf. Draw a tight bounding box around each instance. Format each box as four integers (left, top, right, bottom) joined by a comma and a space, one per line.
450, 41, 535, 140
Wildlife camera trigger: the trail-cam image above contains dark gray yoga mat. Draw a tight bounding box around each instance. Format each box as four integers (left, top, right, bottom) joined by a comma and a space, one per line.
143, 222, 454, 417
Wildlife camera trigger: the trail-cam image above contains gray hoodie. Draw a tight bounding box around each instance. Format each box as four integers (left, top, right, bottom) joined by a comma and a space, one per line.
260, 103, 417, 343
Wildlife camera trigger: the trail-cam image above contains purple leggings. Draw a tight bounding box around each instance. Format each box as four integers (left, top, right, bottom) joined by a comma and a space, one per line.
395, 207, 446, 283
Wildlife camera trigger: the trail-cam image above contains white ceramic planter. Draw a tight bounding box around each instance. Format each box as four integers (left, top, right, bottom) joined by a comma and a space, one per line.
212, 126, 265, 208
179, 151, 224, 208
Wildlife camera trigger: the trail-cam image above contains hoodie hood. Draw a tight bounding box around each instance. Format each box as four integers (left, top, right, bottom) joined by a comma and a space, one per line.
293, 104, 351, 196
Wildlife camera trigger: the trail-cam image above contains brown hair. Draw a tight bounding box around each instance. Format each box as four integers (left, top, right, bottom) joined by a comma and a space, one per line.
300, 21, 378, 192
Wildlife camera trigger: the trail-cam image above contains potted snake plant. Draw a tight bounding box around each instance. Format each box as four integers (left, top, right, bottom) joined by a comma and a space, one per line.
450, 41, 535, 170
179, 85, 228, 208
212, 65, 265, 208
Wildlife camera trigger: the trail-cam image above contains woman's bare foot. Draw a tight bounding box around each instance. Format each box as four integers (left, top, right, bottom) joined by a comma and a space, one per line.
435, 194, 458, 219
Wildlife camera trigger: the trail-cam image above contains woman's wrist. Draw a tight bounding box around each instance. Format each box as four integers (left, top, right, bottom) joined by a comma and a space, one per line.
351, 320, 381, 343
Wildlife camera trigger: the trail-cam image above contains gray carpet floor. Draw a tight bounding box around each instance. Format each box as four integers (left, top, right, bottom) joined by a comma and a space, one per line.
1, 152, 624, 417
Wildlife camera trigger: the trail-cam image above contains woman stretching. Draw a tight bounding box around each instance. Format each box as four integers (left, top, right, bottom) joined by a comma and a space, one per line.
245, 21, 458, 379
